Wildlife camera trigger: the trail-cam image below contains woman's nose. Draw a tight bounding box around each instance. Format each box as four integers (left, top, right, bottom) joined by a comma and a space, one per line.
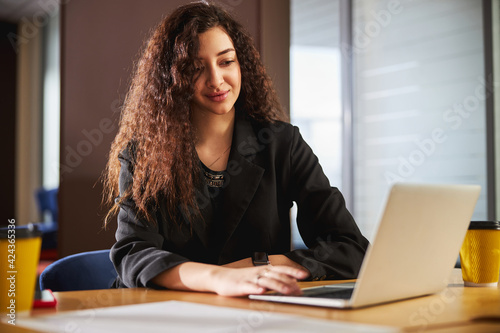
206, 67, 223, 88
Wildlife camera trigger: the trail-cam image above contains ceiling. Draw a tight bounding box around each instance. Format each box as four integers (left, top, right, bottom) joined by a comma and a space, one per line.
0, 0, 57, 23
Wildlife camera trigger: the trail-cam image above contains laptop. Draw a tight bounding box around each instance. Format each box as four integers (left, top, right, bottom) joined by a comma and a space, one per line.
249, 183, 481, 308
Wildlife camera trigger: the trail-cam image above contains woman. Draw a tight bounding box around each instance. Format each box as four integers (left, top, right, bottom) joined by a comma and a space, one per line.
104, 2, 369, 297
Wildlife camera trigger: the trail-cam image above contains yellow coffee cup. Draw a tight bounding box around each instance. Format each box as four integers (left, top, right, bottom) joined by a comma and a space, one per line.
0, 222, 42, 317
459, 221, 500, 287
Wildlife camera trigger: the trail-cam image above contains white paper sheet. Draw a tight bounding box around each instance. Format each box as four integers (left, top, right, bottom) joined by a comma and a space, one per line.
15, 300, 398, 332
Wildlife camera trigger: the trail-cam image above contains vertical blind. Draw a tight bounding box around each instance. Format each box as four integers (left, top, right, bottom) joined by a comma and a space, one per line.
291, 0, 343, 188
291, 0, 487, 243
352, 0, 487, 239
42, 10, 60, 189
290, 0, 343, 248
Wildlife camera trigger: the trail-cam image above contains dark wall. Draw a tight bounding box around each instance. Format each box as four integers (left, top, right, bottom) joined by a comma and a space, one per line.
0, 22, 18, 226
59, 0, 261, 256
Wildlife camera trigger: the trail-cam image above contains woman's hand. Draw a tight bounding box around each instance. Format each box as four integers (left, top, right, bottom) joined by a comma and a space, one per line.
152, 262, 308, 297
209, 265, 309, 296
222, 255, 311, 280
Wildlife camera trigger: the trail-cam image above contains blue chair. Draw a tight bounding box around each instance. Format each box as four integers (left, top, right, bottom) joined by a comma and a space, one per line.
36, 187, 59, 223
39, 250, 117, 291
34, 187, 59, 251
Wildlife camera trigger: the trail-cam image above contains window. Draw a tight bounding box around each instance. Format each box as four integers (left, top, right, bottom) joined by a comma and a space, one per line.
42, 10, 60, 189
290, 0, 343, 248
290, 0, 489, 242
352, 0, 488, 239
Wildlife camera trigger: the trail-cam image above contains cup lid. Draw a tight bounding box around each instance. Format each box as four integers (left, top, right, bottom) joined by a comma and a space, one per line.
0, 223, 42, 239
468, 221, 500, 230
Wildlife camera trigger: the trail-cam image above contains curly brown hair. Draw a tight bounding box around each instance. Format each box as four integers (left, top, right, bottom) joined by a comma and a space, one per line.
103, 1, 287, 226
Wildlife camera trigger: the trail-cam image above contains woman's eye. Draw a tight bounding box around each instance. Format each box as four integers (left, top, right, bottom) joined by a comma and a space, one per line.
221, 60, 235, 66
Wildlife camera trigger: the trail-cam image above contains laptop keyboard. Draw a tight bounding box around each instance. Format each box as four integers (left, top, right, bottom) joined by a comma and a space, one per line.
301, 287, 354, 300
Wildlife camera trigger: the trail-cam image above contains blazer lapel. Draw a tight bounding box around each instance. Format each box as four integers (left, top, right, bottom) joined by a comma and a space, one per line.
187, 114, 265, 257
219, 115, 265, 246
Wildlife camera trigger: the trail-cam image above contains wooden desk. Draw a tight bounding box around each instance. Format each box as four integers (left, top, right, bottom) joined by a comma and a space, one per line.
2, 269, 499, 332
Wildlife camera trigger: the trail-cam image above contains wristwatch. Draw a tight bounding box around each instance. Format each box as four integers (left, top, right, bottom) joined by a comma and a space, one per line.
252, 252, 270, 266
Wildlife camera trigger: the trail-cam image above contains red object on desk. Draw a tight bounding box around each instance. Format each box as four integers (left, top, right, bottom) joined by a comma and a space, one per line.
33, 289, 57, 308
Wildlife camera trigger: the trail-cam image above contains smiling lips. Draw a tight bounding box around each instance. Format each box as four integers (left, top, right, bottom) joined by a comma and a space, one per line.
206, 90, 229, 102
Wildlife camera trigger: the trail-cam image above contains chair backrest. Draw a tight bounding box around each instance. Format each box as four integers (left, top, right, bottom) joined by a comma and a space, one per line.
35, 187, 59, 223
40, 250, 117, 291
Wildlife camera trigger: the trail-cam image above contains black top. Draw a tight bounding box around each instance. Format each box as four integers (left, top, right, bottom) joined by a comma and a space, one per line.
111, 112, 369, 288
201, 162, 230, 258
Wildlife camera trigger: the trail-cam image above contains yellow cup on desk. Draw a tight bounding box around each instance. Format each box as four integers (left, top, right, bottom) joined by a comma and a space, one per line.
459, 221, 500, 287
0, 223, 42, 316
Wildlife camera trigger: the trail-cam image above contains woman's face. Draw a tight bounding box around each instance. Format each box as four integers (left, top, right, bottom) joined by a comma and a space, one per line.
190, 26, 241, 118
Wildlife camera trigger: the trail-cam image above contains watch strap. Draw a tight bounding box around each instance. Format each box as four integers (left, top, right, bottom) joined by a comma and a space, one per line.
252, 251, 270, 266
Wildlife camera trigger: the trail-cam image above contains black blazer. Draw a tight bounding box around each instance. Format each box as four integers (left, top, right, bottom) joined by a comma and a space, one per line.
111, 113, 369, 288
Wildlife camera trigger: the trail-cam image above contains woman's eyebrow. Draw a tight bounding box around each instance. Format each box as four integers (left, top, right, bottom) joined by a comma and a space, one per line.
217, 48, 235, 56
196, 48, 236, 60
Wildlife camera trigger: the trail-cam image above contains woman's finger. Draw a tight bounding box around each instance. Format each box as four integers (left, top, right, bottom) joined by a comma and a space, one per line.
266, 265, 309, 280
252, 268, 303, 295
259, 269, 296, 286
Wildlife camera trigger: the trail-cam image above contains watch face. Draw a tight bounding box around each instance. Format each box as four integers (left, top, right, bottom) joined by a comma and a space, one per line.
253, 252, 269, 266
